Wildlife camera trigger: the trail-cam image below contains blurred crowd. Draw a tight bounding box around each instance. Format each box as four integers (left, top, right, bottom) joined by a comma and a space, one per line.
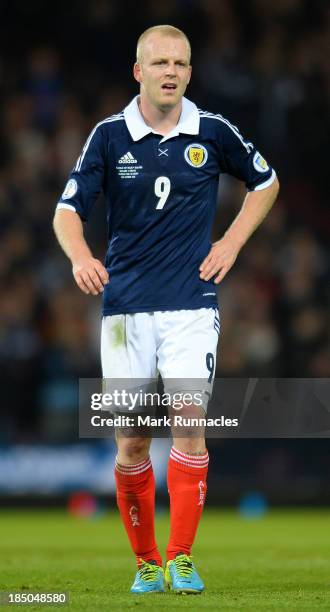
0, 0, 329, 441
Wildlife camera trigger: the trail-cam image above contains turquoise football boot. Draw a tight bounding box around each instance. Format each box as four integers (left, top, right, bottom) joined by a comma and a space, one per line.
130, 559, 165, 594
165, 553, 205, 594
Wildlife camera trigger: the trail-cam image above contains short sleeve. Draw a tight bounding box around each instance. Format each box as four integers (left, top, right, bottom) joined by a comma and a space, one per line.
218, 120, 276, 191
56, 123, 106, 221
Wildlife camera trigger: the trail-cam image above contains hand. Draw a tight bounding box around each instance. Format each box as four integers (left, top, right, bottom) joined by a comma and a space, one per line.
72, 257, 109, 295
199, 237, 241, 284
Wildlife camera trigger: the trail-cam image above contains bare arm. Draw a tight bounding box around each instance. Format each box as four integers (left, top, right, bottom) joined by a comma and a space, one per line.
200, 177, 280, 284
53, 209, 109, 295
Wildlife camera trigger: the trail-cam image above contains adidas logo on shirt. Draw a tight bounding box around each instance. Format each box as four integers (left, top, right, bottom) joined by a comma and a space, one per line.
118, 151, 137, 164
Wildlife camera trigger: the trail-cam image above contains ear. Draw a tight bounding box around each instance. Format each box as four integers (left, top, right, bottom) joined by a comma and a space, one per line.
187, 65, 192, 84
133, 62, 142, 84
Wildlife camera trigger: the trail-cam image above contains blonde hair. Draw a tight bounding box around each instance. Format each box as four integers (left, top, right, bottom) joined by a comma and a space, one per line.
136, 25, 191, 64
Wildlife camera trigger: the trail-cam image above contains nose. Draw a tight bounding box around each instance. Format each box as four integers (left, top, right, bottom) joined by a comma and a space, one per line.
165, 62, 177, 77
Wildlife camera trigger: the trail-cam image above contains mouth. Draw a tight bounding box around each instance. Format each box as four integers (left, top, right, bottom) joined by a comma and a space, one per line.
161, 83, 177, 91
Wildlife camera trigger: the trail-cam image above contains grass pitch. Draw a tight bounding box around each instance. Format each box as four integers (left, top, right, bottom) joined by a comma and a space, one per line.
0, 508, 329, 610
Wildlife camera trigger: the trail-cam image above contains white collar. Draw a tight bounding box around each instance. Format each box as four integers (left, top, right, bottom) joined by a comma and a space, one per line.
123, 95, 200, 143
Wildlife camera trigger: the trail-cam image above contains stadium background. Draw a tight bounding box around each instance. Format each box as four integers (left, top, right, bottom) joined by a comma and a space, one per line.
0, 0, 329, 507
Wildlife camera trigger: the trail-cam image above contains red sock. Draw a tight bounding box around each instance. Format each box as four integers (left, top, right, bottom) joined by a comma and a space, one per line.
115, 456, 162, 567
166, 447, 209, 561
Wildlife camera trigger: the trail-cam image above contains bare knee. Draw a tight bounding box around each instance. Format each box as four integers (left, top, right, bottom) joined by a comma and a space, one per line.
170, 403, 206, 454
116, 435, 151, 464
172, 437, 206, 454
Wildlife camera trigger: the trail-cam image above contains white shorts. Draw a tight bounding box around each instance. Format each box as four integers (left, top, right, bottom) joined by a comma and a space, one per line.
101, 308, 220, 412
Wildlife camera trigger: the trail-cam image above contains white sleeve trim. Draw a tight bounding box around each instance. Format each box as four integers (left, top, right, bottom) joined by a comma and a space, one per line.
253, 169, 276, 191
56, 202, 77, 212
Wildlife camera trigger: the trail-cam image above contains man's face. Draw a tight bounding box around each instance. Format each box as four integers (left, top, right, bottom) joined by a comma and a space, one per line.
134, 34, 192, 110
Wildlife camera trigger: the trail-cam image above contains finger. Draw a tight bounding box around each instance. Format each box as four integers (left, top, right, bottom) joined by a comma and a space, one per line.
200, 261, 222, 281
94, 264, 109, 285
199, 253, 214, 271
200, 257, 217, 277
214, 266, 229, 284
75, 274, 90, 294
202, 270, 218, 282
80, 272, 98, 295
87, 271, 105, 293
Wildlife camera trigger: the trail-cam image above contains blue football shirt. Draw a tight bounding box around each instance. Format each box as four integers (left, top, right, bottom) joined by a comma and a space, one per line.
57, 96, 276, 315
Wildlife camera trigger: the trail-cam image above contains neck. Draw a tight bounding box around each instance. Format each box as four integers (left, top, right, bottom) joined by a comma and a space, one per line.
138, 92, 182, 136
